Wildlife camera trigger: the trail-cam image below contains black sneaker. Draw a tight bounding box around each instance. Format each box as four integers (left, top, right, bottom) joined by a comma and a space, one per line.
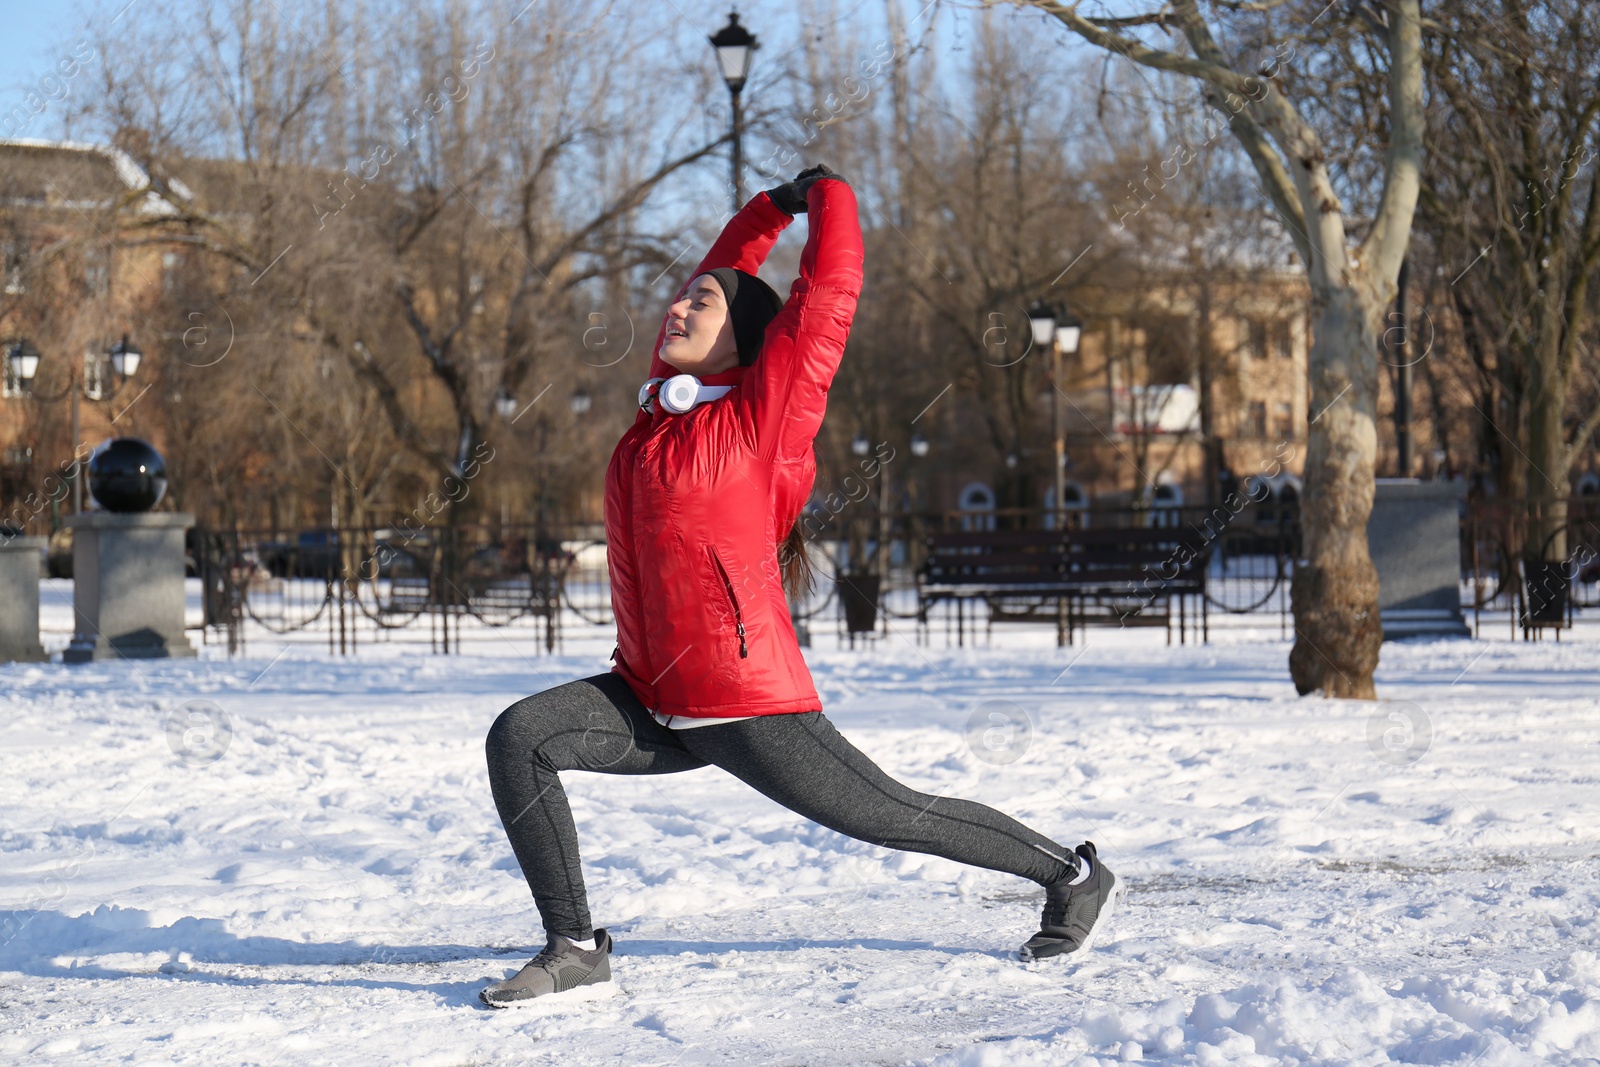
1019, 842, 1121, 962
479, 928, 613, 1007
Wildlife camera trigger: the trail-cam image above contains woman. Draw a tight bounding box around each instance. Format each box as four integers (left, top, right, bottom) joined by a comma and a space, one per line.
481, 166, 1118, 1007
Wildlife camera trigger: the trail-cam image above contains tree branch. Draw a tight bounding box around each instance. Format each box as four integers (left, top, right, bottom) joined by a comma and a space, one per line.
1358, 0, 1424, 290
348, 339, 456, 479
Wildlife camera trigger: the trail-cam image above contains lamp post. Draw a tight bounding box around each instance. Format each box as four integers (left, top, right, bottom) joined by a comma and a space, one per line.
9, 337, 144, 515
493, 387, 518, 420
908, 432, 930, 509
709, 11, 757, 214
6, 340, 40, 388
108, 334, 143, 380
1054, 307, 1082, 527
1030, 300, 1083, 528
1029, 301, 1056, 526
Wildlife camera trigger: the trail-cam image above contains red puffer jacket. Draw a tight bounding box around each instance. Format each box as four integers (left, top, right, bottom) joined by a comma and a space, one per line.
603, 178, 862, 718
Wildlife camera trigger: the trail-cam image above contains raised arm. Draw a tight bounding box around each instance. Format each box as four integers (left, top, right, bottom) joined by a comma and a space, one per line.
737, 176, 864, 462
644, 192, 793, 381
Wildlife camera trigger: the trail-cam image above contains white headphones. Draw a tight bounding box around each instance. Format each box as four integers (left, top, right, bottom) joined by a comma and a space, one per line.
638, 374, 733, 415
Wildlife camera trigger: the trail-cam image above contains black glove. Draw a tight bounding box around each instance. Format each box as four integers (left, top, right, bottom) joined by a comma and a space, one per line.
765, 164, 849, 216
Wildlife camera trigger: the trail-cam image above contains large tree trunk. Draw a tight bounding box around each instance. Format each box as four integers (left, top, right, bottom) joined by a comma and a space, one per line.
1289, 285, 1383, 698
1525, 351, 1569, 564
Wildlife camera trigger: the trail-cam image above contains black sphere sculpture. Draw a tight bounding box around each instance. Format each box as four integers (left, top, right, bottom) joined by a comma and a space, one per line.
88, 438, 168, 513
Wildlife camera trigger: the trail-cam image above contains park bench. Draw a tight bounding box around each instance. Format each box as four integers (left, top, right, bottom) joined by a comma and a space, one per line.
916, 525, 1209, 646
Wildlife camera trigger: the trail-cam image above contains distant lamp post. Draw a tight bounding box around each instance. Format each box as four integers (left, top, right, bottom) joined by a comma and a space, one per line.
709, 11, 758, 213
108, 334, 142, 380
6, 340, 40, 390
1028, 300, 1057, 349
1033, 301, 1083, 529
1055, 308, 1083, 358
569, 389, 592, 415
1027, 300, 1058, 526
494, 387, 518, 420
1052, 308, 1082, 519
851, 432, 870, 457
907, 432, 932, 524
11, 336, 142, 515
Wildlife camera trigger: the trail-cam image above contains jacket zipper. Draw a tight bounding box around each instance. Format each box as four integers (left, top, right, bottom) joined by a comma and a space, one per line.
707, 548, 749, 658
616, 424, 653, 685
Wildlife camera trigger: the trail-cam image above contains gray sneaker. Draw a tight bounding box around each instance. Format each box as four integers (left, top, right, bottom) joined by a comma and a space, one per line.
480, 929, 613, 1007
1019, 842, 1121, 962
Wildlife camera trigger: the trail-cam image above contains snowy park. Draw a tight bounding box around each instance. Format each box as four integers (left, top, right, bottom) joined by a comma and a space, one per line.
6, 0, 1600, 1063
3, 605, 1598, 1065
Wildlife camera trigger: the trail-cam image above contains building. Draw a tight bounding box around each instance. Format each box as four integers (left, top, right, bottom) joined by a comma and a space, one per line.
1, 138, 182, 531
915, 256, 1312, 520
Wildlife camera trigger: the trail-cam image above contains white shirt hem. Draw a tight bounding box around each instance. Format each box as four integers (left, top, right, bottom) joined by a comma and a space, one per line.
649, 708, 749, 730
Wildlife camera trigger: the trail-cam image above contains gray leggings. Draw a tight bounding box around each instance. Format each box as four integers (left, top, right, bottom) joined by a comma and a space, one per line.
485, 672, 1077, 940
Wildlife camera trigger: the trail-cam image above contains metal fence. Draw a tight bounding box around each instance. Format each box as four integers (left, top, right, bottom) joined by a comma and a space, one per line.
1459, 495, 1600, 637
190, 501, 1305, 655
183, 494, 1600, 655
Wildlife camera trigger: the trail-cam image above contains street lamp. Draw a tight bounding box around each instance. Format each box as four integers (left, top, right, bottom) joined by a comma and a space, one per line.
851, 432, 870, 457
569, 389, 592, 415
1032, 300, 1083, 529
6, 340, 40, 390
1055, 308, 1083, 358
1028, 300, 1057, 349
1027, 300, 1059, 527
1054, 309, 1083, 523
709, 11, 757, 213
909, 433, 930, 458
13, 336, 144, 514
108, 334, 142, 380
494, 387, 518, 420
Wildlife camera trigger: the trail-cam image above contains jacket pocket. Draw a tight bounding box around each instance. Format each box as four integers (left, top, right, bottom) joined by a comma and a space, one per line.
706, 547, 749, 659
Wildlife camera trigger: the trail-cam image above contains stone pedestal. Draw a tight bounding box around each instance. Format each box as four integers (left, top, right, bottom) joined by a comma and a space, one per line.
1368, 480, 1472, 639
0, 534, 47, 662
64, 512, 196, 662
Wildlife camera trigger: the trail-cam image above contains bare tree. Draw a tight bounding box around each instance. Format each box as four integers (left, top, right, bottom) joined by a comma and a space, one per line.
1417, 0, 1600, 564
1001, 0, 1423, 698
77, 0, 738, 531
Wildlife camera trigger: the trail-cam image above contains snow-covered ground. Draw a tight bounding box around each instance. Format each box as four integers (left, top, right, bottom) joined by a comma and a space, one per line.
3, 600, 1599, 1065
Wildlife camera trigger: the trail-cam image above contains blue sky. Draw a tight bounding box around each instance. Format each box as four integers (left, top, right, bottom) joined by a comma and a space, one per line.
0, 0, 114, 140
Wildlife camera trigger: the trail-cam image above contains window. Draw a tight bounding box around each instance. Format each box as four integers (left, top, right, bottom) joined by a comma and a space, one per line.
2, 241, 23, 295
1246, 400, 1267, 438
162, 251, 181, 292
1142, 480, 1184, 528
1143, 316, 1193, 385
1272, 320, 1293, 360
83, 247, 109, 294
2, 349, 27, 398
957, 482, 996, 532
1243, 318, 1292, 361
83, 349, 107, 400
1273, 401, 1294, 439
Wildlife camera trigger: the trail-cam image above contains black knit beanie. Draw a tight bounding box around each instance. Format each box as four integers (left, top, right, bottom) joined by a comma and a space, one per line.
704, 267, 784, 366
